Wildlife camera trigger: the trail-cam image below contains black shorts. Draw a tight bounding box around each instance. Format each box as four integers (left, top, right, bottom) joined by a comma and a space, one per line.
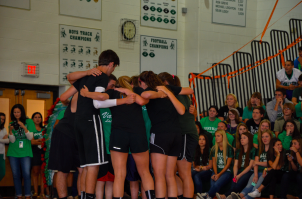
177, 134, 198, 162
109, 129, 148, 153
32, 146, 44, 166
48, 128, 80, 173
75, 115, 108, 167
97, 154, 114, 179
150, 132, 182, 156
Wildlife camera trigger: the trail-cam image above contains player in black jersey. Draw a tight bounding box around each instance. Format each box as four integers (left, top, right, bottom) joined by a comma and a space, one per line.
64, 50, 120, 199
136, 71, 194, 199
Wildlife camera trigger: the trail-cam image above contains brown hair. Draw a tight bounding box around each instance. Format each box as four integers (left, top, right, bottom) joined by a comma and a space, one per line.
283, 103, 295, 114
290, 137, 302, 172
226, 109, 240, 124
258, 129, 273, 156
158, 72, 181, 87
235, 123, 248, 150
131, 76, 139, 87
238, 132, 254, 170
247, 92, 264, 110
139, 71, 165, 90
118, 76, 133, 98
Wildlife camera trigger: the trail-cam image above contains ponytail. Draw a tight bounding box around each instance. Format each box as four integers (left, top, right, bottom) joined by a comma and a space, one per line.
158, 72, 181, 87
118, 76, 133, 98
139, 71, 165, 90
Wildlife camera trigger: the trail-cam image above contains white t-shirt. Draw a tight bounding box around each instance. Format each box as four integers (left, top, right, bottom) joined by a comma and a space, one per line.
276, 68, 301, 86
0, 128, 9, 159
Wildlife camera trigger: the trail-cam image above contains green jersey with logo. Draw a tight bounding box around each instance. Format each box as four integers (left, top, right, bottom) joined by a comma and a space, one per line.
210, 145, 234, 173
33, 128, 44, 140
256, 149, 267, 172
200, 117, 221, 134
7, 119, 37, 158
235, 147, 256, 172
100, 108, 112, 154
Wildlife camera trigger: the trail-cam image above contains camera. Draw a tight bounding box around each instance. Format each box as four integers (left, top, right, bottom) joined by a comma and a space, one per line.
12, 120, 20, 130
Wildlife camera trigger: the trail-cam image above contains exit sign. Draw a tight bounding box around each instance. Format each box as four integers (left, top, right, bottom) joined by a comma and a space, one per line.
21, 62, 39, 77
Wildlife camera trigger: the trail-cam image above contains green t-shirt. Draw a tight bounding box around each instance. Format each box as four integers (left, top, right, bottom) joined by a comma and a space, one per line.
295, 102, 302, 123
212, 132, 234, 147
235, 148, 256, 172
242, 106, 266, 120
210, 145, 234, 173
33, 128, 44, 140
177, 95, 198, 141
196, 150, 211, 166
253, 132, 276, 145
256, 149, 268, 172
56, 110, 65, 120
7, 119, 37, 158
278, 131, 301, 150
100, 108, 112, 154
292, 87, 302, 103
200, 117, 221, 134
142, 105, 151, 149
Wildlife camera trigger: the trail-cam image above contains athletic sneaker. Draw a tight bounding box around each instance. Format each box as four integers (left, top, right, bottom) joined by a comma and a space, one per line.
197, 193, 208, 199
226, 195, 232, 199
216, 193, 222, 199
231, 192, 241, 199
248, 190, 261, 198
205, 194, 212, 199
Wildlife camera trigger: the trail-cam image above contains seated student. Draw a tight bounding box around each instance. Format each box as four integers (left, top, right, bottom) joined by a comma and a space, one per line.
192, 134, 213, 195
294, 46, 302, 71
233, 123, 249, 151
196, 121, 213, 148
242, 92, 266, 123
248, 138, 290, 199
278, 119, 301, 150
225, 109, 241, 136
232, 130, 273, 199
218, 94, 243, 121
197, 130, 233, 199
276, 60, 301, 100
212, 122, 234, 147
246, 107, 265, 135
200, 106, 221, 136
292, 74, 302, 105
287, 137, 302, 199
274, 103, 300, 137
295, 101, 302, 123
266, 88, 293, 123
253, 119, 273, 149
216, 133, 255, 199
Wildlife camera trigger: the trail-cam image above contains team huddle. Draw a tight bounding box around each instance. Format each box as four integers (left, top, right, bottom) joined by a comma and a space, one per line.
48, 49, 302, 199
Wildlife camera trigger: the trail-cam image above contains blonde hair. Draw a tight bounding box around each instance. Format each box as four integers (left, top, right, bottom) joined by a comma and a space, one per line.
213, 130, 231, 165
225, 93, 239, 108
118, 76, 133, 98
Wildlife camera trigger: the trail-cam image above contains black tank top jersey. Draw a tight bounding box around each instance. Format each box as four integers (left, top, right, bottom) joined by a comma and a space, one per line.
136, 85, 182, 134
55, 99, 76, 139
106, 87, 146, 134
73, 73, 109, 119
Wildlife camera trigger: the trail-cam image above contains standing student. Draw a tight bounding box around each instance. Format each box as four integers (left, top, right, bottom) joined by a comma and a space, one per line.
242, 92, 266, 123
66, 50, 120, 199
198, 130, 233, 199
192, 134, 213, 195
252, 120, 272, 149
7, 104, 35, 199
216, 133, 255, 199
200, 106, 221, 136
95, 74, 117, 199
81, 75, 155, 199
225, 109, 241, 136
218, 94, 243, 121
246, 107, 265, 135
278, 119, 301, 150
232, 130, 273, 199
233, 123, 249, 151
158, 72, 199, 199
136, 71, 193, 199
248, 138, 290, 199
273, 103, 300, 137
287, 137, 302, 199
0, 113, 9, 183
31, 112, 49, 199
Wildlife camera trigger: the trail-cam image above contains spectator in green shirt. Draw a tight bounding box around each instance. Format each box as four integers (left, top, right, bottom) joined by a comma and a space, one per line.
242, 92, 266, 123
233, 123, 249, 151
278, 119, 301, 150
7, 104, 35, 199
217, 133, 255, 199
253, 119, 273, 149
212, 122, 234, 147
200, 106, 221, 135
